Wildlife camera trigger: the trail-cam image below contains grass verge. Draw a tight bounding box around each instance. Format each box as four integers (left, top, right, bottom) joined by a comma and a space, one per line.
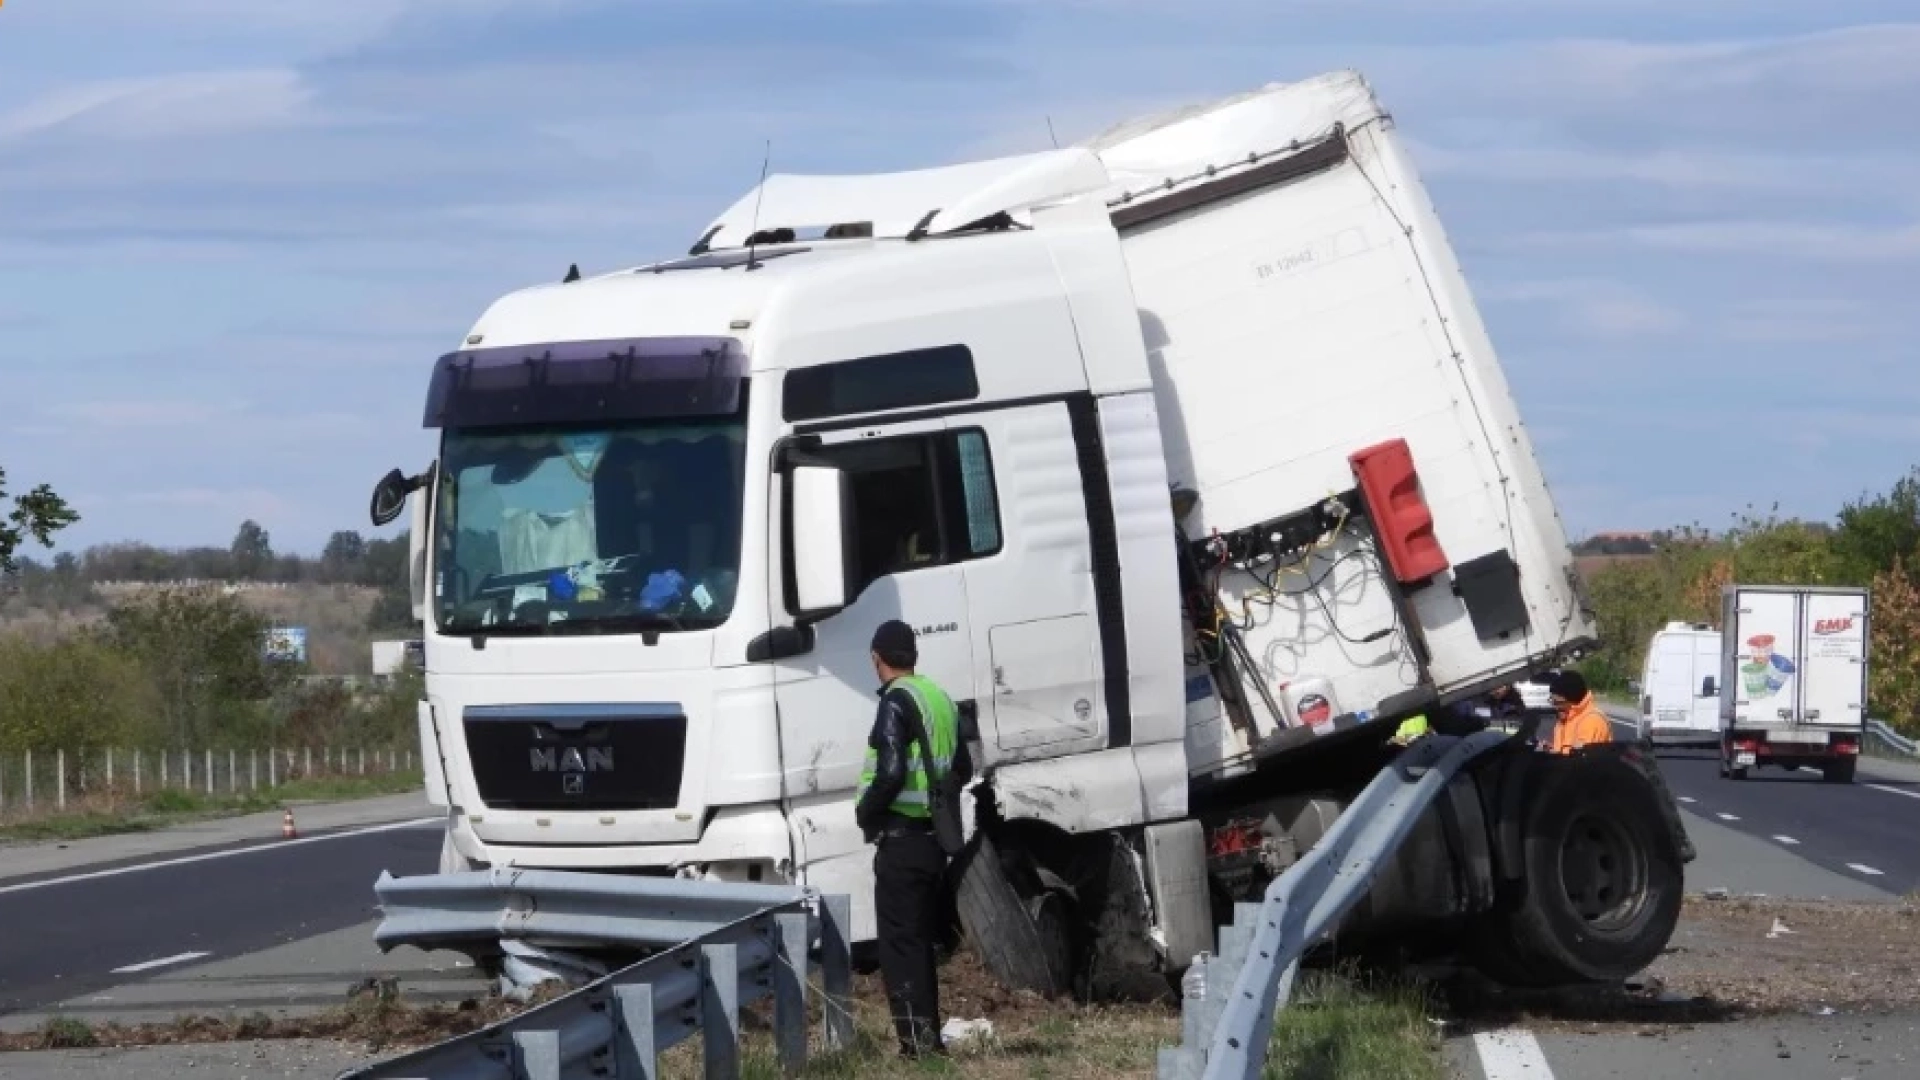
0, 769, 424, 842
0, 959, 1445, 1080
1264, 972, 1445, 1080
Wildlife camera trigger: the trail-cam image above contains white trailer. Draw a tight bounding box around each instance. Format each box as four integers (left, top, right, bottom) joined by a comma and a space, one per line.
369, 69, 1686, 997
1638, 622, 1723, 748
1719, 584, 1870, 783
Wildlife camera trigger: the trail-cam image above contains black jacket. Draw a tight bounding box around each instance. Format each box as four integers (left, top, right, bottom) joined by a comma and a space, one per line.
855, 680, 975, 839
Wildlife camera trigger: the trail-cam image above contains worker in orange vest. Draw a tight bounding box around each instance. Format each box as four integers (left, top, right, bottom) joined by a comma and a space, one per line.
1545, 671, 1613, 755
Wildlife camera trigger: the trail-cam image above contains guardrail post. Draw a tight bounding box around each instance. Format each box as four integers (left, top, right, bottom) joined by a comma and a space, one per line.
821, 893, 854, 1051
774, 912, 810, 1074
509, 1029, 561, 1080
57, 750, 65, 811
612, 983, 658, 1080
699, 943, 741, 1080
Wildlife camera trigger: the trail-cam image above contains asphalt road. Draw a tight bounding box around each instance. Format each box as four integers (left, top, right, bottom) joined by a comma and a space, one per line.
0, 821, 440, 1017
1608, 716, 1920, 895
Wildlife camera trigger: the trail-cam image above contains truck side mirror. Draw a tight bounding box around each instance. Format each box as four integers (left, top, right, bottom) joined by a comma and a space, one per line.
791, 465, 855, 617
1701, 676, 1717, 698
370, 468, 413, 527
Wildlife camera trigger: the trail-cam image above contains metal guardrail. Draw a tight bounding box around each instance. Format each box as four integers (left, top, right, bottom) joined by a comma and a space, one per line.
1866, 719, 1919, 758
341, 870, 854, 1080
1156, 730, 1510, 1080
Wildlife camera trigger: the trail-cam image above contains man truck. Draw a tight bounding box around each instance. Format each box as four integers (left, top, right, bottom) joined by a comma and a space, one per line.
1719, 584, 1870, 783
368, 69, 1688, 999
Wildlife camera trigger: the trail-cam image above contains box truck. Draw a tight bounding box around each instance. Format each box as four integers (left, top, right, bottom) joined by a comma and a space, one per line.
1639, 622, 1723, 748
1719, 585, 1870, 783
367, 69, 1688, 998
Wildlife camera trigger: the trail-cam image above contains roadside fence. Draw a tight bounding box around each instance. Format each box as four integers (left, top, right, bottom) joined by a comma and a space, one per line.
0, 745, 416, 822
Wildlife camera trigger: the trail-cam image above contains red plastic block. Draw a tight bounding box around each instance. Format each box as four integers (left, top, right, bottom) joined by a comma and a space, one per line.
1349, 438, 1449, 585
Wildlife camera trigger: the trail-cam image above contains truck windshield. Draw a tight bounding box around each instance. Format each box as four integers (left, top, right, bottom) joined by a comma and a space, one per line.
432, 420, 747, 635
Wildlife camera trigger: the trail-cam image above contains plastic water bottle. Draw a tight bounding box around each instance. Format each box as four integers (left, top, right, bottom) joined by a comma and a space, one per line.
1182, 951, 1211, 1001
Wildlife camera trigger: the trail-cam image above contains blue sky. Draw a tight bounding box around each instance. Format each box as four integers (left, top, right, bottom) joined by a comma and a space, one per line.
2, 1, 1917, 555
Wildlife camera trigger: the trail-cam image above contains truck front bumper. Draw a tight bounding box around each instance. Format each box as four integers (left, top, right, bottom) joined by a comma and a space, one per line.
451, 803, 796, 883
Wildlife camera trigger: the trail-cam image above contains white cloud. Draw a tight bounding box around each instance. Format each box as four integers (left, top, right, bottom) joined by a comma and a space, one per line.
1482, 279, 1684, 337
0, 70, 319, 141
46, 400, 239, 428
1512, 220, 1920, 261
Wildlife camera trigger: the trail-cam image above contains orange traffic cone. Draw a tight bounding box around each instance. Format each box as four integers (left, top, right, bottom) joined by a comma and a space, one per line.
282, 808, 297, 839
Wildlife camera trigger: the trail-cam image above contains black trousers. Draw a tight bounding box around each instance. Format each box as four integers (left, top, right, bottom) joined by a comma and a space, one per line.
873, 827, 946, 1053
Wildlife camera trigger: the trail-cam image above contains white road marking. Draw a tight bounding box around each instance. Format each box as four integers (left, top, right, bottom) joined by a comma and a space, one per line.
1866, 783, 1920, 801
1800, 767, 1821, 775
1677, 796, 1697, 804
0, 817, 442, 897
111, 951, 210, 974
1716, 812, 1740, 821
1847, 863, 1885, 877
1774, 835, 1800, 845
1474, 1029, 1557, 1080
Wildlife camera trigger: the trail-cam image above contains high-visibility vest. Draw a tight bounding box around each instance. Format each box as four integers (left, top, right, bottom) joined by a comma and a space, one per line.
1395, 713, 1431, 741
857, 674, 958, 819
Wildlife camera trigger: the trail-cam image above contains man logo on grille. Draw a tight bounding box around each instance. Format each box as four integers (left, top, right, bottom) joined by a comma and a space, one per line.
529, 747, 615, 772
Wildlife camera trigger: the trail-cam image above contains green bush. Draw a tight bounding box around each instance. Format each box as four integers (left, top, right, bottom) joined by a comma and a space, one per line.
0, 635, 154, 753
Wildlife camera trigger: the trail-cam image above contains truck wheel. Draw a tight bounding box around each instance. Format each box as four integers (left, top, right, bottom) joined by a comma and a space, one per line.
954, 832, 1075, 998
1476, 752, 1683, 987
1822, 758, 1856, 784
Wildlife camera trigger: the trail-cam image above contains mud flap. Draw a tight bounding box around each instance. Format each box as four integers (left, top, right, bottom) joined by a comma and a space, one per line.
1607, 741, 1696, 865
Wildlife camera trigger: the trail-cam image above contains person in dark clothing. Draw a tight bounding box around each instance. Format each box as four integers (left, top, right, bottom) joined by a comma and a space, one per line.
854, 619, 974, 1058
1431, 682, 1528, 736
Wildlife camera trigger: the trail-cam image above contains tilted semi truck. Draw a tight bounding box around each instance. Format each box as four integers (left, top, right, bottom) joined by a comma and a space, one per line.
368, 69, 1688, 999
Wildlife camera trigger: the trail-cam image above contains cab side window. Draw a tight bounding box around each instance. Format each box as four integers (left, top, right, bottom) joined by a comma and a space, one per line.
813, 428, 1002, 595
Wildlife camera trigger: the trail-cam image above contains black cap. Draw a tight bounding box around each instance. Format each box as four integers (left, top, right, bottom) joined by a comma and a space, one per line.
1547, 670, 1588, 701
870, 620, 918, 666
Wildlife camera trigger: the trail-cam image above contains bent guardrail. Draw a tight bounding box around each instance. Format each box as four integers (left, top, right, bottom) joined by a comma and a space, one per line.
1156, 730, 1510, 1080
342, 870, 853, 1080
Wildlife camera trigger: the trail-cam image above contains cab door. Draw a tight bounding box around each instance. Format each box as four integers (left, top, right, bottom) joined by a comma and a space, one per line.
771, 416, 976, 804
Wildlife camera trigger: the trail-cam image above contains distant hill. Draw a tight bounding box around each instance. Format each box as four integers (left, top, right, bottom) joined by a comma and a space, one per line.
0, 580, 394, 676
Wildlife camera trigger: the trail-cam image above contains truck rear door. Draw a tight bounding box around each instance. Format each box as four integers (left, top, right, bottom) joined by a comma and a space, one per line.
1647, 635, 1693, 732
1798, 591, 1868, 732
1730, 588, 1798, 726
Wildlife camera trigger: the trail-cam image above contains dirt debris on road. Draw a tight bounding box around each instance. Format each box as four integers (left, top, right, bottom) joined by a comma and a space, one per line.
1437, 893, 1920, 1038
1650, 894, 1920, 1014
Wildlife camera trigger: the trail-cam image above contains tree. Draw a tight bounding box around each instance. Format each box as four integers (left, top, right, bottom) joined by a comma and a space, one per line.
0, 465, 78, 576
230, 520, 275, 581
321, 530, 367, 582
98, 588, 290, 746
1833, 469, 1920, 581
1869, 557, 1920, 736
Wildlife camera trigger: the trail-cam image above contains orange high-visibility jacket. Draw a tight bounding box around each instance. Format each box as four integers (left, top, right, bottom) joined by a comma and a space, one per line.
1549, 694, 1614, 755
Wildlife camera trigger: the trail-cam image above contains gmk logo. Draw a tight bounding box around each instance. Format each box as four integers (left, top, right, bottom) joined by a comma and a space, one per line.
530, 747, 615, 772
1813, 617, 1855, 635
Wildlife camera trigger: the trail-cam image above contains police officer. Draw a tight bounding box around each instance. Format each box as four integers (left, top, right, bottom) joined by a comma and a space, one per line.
854, 619, 973, 1058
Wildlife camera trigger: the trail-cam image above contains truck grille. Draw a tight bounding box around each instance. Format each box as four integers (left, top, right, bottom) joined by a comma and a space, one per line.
463, 704, 686, 812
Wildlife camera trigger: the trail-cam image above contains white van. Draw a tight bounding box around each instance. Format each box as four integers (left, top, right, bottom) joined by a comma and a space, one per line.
1639, 622, 1723, 748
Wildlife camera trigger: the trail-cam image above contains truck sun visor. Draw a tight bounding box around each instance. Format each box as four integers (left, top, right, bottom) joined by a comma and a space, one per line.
1348, 438, 1449, 586
422, 336, 748, 429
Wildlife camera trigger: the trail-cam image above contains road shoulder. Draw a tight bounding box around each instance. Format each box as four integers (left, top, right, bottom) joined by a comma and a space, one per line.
0, 793, 440, 884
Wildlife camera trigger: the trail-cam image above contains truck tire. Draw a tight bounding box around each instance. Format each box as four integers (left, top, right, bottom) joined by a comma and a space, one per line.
954, 832, 1074, 998
1475, 751, 1683, 987
1822, 758, 1856, 784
